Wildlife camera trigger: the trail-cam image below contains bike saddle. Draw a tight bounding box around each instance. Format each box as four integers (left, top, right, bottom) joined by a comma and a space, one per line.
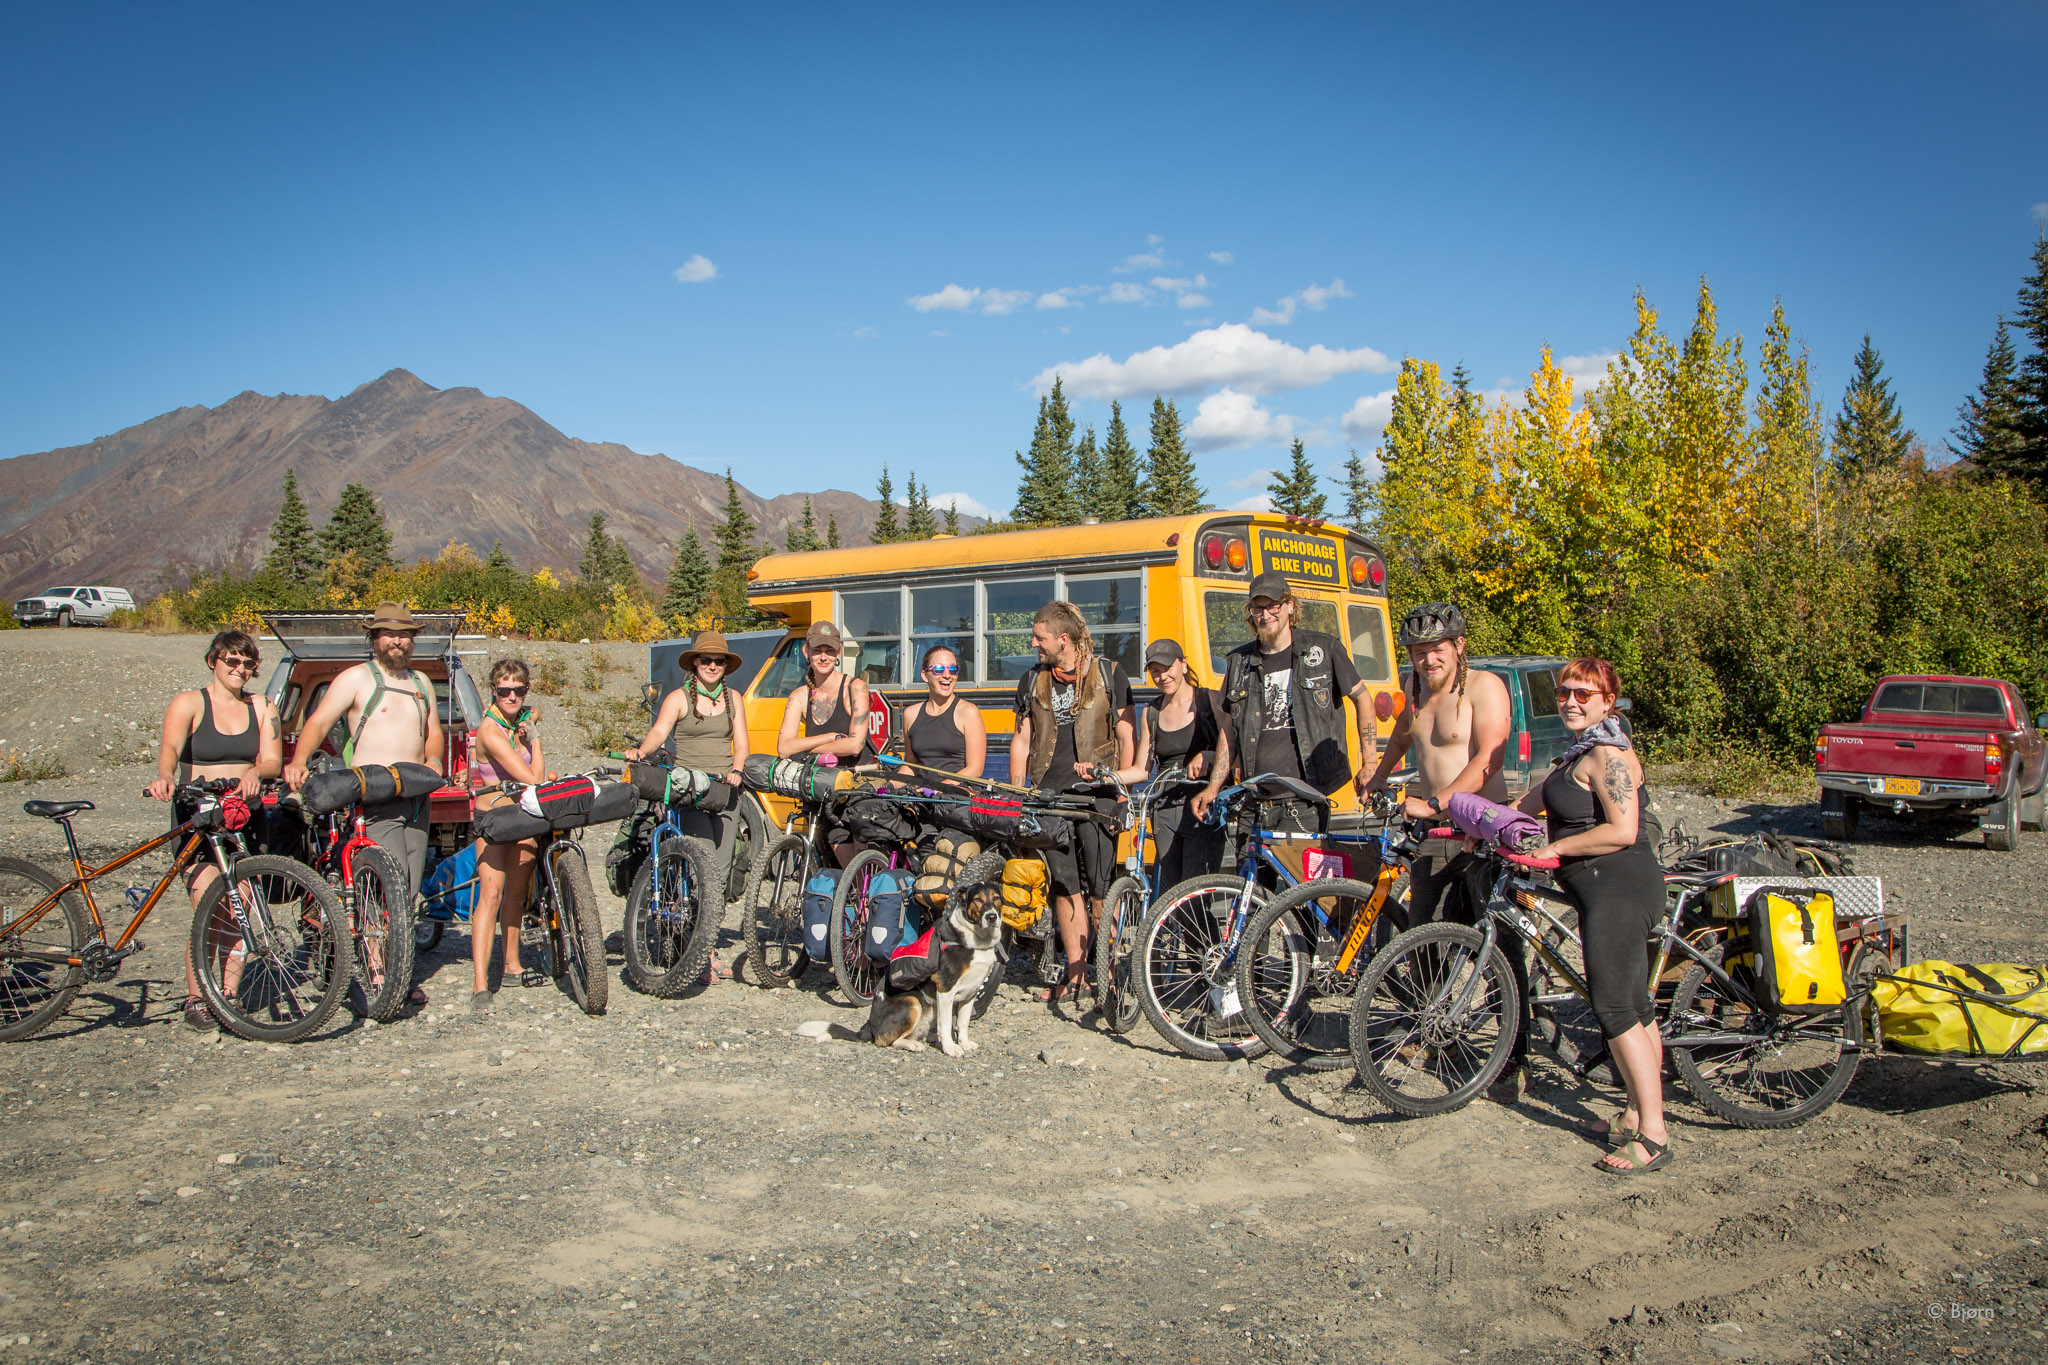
1245, 774, 1330, 808
23, 799, 94, 820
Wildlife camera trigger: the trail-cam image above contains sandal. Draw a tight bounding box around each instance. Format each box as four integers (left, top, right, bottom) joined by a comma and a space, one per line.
516, 969, 547, 988
1581, 1114, 1640, 1147
1037, 961, 1086, 1006
1595, 1135, 1672, 1175
407, 986, 429, 1007
701, 954, 733, 984
181, 996, 216, 1033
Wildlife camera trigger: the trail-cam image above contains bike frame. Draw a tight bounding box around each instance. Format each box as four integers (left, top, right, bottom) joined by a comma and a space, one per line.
1197, 780, 1383, 981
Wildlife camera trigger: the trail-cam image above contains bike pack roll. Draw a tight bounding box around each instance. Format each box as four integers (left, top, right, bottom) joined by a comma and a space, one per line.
930, 793, 1072, 852
1750, 885, 1848, 1014
912, 831, 982, 906
741, 754, 853, 803
1872, 960, 2048, 1058
300, 761, 444, 817
998, 857, 1048, 932
844, 794, 917, 847
476, 778, 637, 843
1445, 791, 1546, 854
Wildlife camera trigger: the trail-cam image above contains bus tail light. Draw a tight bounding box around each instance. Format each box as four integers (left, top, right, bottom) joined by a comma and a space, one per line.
1199, 532, 1248, 573
1200, 533, 1225, 569
1368, 558, 1385, 589
1226, 539, 1247, 571
1348, 555, 1368, 586
1373, 690, 1394, 721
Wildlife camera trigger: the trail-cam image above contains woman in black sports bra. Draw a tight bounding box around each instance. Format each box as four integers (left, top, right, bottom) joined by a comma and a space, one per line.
774, 620, 875, 871
1113, 638, 1225, 886
902, 645, 986, 779
144, 629, 284, 1031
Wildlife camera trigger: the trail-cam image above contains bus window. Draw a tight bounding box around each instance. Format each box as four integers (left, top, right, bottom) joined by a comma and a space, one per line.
1346, 604, 1392, 681
757, 637, 811, 700
841, 589, 902, 686
1066, 571, 1143, 676
911, 582, 975, 678
984, 577, 1053, 682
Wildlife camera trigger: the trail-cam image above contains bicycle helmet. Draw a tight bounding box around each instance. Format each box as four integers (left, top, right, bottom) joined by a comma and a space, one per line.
1398, 602, 1466, 647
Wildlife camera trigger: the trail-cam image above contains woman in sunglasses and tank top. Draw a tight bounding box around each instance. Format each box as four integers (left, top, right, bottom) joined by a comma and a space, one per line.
902, 644, 986, 779
145, 629, 284, 1031
468, 658, 551, 1010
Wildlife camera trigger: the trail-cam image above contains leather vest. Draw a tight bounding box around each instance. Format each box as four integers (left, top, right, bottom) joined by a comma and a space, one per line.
1221, 628, 1351, 795
1025, 659, 1117, 788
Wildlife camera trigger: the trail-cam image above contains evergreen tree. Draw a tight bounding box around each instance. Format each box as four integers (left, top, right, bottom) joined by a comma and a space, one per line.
1012, 378, 1079, 525
1097, 400, 1143, 521
1954, 318, 2027, 474
484, 540, 517, 575
904, 473, 936, 540
316, 482, 394, 572
580, 512, 623, 590
660, 528, 714, 627
1267, 439, 1327, 519
1071, 427, 1102, 520
1337, 449, 1372, 529
942, 499, 961, 536
263, 467, 322, 588
1141, 396, 1207, 515
711, 468, 758, 619
786, 496, 821, 553
1997, 235, 2048, 486
873, 464, 901, 544
826, 513, 841, 549
1831, 333, 1916, 476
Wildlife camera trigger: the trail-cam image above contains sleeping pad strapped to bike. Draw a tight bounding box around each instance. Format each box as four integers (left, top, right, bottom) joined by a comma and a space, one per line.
474, 775, 637, 844
298, 762, 445, 817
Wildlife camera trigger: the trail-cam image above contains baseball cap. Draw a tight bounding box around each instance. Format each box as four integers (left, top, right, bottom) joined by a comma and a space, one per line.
805, 621, 845, 651
1143, 639, 1186, 670
1248, 570, 1291, 604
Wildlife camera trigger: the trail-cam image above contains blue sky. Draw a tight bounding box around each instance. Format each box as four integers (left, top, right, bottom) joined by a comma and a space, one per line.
3, 2, 2043, 521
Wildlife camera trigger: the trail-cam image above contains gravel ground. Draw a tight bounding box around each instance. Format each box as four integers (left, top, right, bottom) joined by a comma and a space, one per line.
2, 630, 2046, 1363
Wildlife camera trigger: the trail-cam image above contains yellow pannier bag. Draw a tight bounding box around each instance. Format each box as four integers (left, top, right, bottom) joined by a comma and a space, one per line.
1872, 961, 2048, 1058
1753, 887, 1848, 1014
999, 858, 1048, 931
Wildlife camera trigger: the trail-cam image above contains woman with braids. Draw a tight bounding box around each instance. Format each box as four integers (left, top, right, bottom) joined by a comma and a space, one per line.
1515, 658, 1671, 1174
625, 631, 750, 979
467, 658, 551, 1011
1012, 600, 1136, 1006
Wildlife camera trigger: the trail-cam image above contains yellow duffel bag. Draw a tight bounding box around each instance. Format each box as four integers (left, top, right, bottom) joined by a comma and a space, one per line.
999, 858, 1048, 932
1872, 961, 2048, 1058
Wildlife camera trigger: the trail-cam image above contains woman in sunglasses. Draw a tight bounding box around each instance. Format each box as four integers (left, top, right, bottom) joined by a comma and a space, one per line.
468, 658, 551, 1008
145, 629, 284, 1030
902, 645, 986, 779
1516, 657, 1669, 1175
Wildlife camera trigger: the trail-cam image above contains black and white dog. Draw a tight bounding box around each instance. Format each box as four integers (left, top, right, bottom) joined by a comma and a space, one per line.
860, 885, 1004, 1057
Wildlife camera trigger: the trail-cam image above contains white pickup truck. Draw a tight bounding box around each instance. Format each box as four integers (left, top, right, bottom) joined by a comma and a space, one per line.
11, 585, 136, 627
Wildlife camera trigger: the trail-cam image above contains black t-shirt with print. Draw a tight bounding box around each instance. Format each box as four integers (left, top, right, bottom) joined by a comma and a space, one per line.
1250, 642, 1361, 783
1013, 661, 1133, 793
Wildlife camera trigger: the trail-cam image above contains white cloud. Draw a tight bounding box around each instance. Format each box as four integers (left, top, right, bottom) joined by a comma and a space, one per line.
1208, 250, 1234, 265
1341, 389, 1397, 442
1186, 389, 1297, 451
927, 491, 994, 520
979, 289, 1033, 316
1149, 274, 1208, 292
1114, 251, 1165, 273
1299, 278, 1354, 310
1251, 277, 1352, 326
1559, 351, 1617, 383
672, 254, 718, 284
1250, 300, 1297, 326
909, 283, 979, 312
1036, 286, 1099, 311
851, 325, 878, 340
1146, 233, 1164, 246
1176, 293, 1210, 309
1037, 291, 1075, 310
1032, 323, 1394, 399
1104, 282, 1149, 304
2034, 202, 2048, 227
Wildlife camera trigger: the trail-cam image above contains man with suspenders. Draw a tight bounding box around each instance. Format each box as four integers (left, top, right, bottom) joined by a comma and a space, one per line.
286, 601, 445, 910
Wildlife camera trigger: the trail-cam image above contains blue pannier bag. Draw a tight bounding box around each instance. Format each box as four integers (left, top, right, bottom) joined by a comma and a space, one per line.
802, 871, 838, 960
863, 870, 908, 963
421, 843, 479, 922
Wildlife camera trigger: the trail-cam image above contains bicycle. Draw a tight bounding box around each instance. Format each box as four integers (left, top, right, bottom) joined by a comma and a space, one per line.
738, 780, 845, 990
1348, 840, 1874, 1126
1131, 773, 1383, 1062
473, 772, 613, 1016
610, 752, 724, 999
1087, 765, 1186, 1036
0, 781, 348, 1043
1228, 789, 1417, 1070
301, 784, 416, 1023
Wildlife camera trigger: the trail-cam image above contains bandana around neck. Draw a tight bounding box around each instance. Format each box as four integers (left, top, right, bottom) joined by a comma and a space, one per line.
1555, 715, 1631, 769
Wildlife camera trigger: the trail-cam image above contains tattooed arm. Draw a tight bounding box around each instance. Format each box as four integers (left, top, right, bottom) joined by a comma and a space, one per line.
1532, 747, 1643, 860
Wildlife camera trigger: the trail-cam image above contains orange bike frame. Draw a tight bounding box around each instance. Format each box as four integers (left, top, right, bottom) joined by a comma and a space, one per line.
7, 819, 222, 966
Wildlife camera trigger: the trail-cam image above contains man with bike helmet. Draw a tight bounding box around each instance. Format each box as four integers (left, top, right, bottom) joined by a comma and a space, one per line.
1364, 600, 1525, 1098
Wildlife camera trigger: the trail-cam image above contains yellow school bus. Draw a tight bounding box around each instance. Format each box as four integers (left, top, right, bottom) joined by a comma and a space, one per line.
731, 512, 1401, 813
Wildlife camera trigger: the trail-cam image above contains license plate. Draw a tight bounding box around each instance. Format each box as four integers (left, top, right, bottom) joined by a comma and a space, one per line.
1882, 777, 1922, 796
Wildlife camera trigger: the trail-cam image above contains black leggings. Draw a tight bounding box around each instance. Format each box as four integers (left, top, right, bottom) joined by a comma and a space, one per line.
1558, 848, 1664, 1040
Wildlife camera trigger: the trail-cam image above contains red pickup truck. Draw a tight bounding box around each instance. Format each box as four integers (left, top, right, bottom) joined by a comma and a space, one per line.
1816, 675, 2047, 850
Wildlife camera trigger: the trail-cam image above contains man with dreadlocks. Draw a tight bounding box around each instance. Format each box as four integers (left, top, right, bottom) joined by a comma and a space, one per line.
1364, 602, 1527, 1099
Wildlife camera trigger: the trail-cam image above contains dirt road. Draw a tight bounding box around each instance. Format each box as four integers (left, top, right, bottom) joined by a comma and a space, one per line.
1, 630, 2045, 1363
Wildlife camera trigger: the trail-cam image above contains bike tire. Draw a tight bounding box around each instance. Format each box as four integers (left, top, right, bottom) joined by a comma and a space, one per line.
828, 849, 891, 1004
549, 845, 608, 1016
414, 919, 444, 954
622, 840, 719, 998
1667, 944, 1860, 1129
189, 855, 349, 1043
0, 855, 90, 1043
1349, 921, 1519, 1117
1235, 877, 1407, 1071
1133, 874, 1273, 1062
1091, 876, 1147, 1035
348, 845, 416, 1023
741, 833, 811, 989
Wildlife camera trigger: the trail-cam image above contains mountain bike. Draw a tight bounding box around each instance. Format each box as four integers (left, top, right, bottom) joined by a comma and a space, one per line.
301, 789, 416, 1023
1087, 765, 1186, 1036
610, 753, 724, 999
1, 781, 347, 1043
474, 773, 612, 1016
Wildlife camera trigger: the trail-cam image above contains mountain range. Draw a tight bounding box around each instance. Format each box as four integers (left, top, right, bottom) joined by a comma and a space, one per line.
0, 369, 921, 599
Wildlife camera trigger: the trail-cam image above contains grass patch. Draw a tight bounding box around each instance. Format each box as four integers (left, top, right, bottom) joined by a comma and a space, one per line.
1, 753, 68, 783
1654, 745, 1817, 800
530, 656, 570, 697
580, 649, 622, 692
567, 696, 647, 757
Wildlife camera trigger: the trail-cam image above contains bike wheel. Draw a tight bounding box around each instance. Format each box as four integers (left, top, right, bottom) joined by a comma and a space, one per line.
190, 855, 349, 1043
1525, 913, 1608, 1083
1349, 922, 1519, 1117
1667, 945, 1860, 1128
348, 845, 416, 1023
414, 919, 444, 953
1236, 878, 1407, 1071
622, 840, 720, 998
1090, 876, 1147, 1035
548, 845, 608, 1016
1133, 874, 1273, 1062
829, 849, 891, 1004
740, 833, 811, 989
0, 856, 90, 1043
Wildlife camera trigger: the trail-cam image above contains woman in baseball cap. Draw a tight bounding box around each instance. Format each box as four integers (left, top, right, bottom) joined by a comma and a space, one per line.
1114, 638, 1226, 885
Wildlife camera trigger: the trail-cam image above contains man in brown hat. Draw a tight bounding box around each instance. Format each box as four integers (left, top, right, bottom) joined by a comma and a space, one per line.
287, 602, 444, 958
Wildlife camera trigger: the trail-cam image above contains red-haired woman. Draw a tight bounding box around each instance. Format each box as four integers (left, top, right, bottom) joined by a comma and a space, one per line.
1515, 657, 1670, 1175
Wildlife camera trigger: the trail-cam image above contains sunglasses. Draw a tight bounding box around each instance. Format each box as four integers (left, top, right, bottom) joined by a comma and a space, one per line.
494, 685, 530, 698
926, 664, 960, 676
217, 655, 259, 673
1557, 686, 1607, 705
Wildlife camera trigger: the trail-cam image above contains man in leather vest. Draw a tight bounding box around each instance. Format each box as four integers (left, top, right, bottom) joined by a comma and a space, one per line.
1011, 601, 1135, 1005
1192, 572, 1377, 834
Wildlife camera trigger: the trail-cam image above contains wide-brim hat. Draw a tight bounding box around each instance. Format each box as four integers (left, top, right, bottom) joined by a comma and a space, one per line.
366, 601, 419, 634
678, 630, 743, 671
